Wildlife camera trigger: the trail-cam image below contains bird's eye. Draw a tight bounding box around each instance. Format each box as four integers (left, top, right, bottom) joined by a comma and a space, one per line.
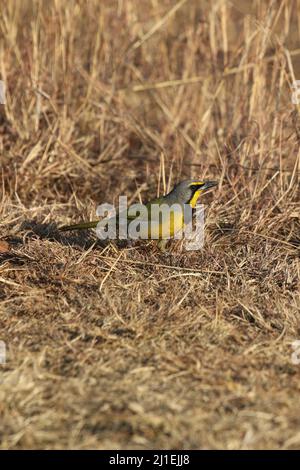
190, 183, 204, 192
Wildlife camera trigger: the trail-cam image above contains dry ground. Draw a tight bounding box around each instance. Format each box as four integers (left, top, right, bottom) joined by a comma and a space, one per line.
0, 0, 300, 449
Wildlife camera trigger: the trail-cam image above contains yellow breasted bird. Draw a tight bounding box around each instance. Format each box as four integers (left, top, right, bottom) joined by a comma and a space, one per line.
59, 179, 218, 250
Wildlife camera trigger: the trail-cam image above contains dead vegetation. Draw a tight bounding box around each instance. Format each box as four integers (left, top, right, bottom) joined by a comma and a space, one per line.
0, 0, 300, 449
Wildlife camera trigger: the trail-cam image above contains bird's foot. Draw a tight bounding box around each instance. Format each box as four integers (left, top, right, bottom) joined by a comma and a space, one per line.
157, 239, 169, 252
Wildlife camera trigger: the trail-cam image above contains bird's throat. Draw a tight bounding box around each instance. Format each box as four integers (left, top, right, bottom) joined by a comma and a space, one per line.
189, 189, 202, 208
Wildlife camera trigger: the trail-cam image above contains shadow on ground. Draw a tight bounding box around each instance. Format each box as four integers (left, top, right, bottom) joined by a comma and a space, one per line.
20, 220, 99, 250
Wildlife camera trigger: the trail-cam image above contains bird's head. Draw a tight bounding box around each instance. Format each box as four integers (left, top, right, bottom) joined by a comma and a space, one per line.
171, 179, 218, 207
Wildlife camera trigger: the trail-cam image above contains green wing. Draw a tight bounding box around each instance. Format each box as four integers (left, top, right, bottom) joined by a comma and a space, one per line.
59, 195, 166, 232
59, 209, 147, 232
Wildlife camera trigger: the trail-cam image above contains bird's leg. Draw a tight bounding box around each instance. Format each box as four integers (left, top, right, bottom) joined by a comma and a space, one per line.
157, 239, 169, 252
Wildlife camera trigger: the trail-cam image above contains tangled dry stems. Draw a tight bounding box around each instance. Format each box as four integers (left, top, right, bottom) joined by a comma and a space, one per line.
0, 0, 300, 449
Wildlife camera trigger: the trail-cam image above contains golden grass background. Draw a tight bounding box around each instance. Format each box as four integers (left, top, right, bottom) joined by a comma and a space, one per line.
0, 0, 300, 449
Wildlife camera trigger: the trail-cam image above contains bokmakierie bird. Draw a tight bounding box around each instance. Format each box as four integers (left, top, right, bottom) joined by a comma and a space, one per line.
60, 179, 218, 250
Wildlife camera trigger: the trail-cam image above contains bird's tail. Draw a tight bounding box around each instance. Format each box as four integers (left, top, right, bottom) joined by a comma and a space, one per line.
59, 220, 99, 231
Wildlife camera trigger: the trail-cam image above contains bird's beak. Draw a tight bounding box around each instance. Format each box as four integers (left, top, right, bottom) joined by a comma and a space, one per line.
201, 180, 218, 191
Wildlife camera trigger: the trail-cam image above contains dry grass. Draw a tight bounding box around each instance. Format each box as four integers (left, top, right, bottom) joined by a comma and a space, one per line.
0, 0, 300, 450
